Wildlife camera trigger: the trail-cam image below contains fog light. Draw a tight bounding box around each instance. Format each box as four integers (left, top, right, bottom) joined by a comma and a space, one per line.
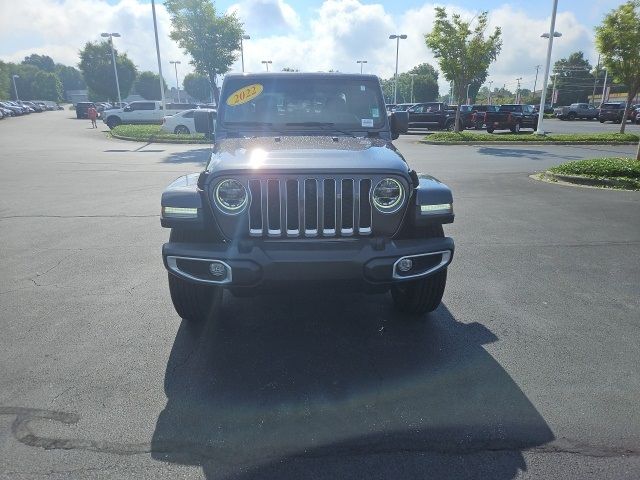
209, 262, 228, 278
397, 258, 413, 272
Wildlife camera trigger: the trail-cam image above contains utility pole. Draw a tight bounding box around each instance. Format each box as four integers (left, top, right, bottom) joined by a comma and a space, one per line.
533, 65, 541, 100
169, 61, 181, 103
591, 54, 600, 106
151, 0, 166, 111
516, 77, 522, 103
240, 35, 250, 73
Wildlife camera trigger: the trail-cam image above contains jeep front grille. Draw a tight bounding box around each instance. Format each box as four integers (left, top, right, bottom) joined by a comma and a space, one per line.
248, 177, 372, 237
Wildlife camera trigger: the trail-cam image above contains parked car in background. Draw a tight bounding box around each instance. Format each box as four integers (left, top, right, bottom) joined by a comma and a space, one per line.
0, 104, 15, 117
102, 101, 200, 129
470, 105, 500, 129
484, 104, 538, 133
385, 104, 397, 112
76, 102, 96, 119
629, 105, 640, 124
554, 103, 599, 120
407, 102, 459, 130
394, 103, 417, 112
0, 109, 4, 120
598, 102, 627, 123
162, 108, 216, 135
0, 102, 22, 116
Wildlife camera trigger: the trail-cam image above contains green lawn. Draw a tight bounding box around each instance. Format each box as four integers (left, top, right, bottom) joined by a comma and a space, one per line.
111, 124, 208, 143
424, 131, 639, 144
547, 157, 640, 190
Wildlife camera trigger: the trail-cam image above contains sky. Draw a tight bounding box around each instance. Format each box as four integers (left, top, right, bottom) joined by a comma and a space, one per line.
0, 0, 627, 95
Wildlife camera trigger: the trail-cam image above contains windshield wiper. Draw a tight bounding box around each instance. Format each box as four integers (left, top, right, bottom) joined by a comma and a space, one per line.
285, 122, 358, 138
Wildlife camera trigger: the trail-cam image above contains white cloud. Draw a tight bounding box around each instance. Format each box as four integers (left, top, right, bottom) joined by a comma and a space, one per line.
0, 0, 598, 97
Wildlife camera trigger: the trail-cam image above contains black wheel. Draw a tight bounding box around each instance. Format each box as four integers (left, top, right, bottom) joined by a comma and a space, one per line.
106, 116, 121, 129
391, 225, 448, 317
174, 125, 190, 134
510, 122, 521, 133
445, 120, 455, 131
474, 122, 483, 130
167, 229, 222, 323
486, 127, 494, 133
599, 118, 605, 123
567, 112, 576, 120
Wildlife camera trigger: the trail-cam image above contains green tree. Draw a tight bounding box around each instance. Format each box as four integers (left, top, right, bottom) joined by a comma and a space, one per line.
183, 72, 211, 102
133, 71, 166, 100
79, 41, 137, 101
31, 70, 62, 101
0, 61, 11, 99
546, 52, 593, 106
22, 54, 55, 72
409, 63, 439, 81
595, 0, 640, 135
165, 0, 244, 105
55, 64, 86, 95
425, 7, 502, 131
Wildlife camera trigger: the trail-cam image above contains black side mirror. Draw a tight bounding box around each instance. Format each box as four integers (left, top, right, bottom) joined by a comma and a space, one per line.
389, 111, 409, 140
194, 110, 216, 140
123, 106, 132, 112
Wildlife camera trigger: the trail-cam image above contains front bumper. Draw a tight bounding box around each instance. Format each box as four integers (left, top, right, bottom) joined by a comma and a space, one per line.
162, 237, 454, 288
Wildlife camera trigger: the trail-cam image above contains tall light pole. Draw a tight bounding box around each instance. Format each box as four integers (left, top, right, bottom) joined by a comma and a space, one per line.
516, 77, 522, 103
101, 32, 122, 104
356, 60, 368, 74
241, 35, 250, 73
151, 0, 166, 110
550, 72, 559, 106
389, 34, 407, 104
169, 61, 181, 102
409, 73, 417, 103
488, 80, 494, 105
261, 60, 272, 72
601, 68, 609, 103
591, 54, 600, 106
535, 0, 561, 135
11, 75, 19, 101
466, 83, 472, 105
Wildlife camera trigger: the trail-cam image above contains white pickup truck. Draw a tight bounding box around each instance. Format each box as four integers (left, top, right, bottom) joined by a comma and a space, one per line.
102, 101, 199, 129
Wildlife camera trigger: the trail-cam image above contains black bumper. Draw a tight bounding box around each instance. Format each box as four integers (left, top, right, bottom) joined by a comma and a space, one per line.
162, 237, 454, 288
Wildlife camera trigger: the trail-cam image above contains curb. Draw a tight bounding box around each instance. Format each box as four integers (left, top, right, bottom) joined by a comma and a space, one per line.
109, 132, 210, 145
540, 171, 639, 190
419, 140, 638, 146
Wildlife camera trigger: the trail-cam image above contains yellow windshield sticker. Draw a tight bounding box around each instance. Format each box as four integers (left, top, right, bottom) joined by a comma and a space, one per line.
226, 84, 264, 106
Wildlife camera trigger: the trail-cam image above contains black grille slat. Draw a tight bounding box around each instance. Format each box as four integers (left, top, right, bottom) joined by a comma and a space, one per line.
267, 180, 281, 235
323, 179, 336, 234
341, 179, 354, 234
304, 179, 318, 235
286, 179, 299, 234
249, 180, 262, 235
359, 179, 372, 232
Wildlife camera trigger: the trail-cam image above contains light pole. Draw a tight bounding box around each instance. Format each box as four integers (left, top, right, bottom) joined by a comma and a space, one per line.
591, 54, 600, 106
516, 77, 522, 103
101, 32, 122, 104
601, 68, 608, 103
356, 60, 368, 74
409, 73, 417, 103
169, 61, 181, 102
533, 65, 541, 100
261, 60, 272, 72
466, 83, 471, 105
534, 0, 562, 135
389, 34, 407, 104
151, 0, 166, 110
488, 80, 493, 105
241, 35, 250, 73
11, 75, 19, 101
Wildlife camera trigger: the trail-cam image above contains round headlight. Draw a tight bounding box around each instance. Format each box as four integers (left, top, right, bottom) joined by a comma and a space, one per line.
372, 178, 404, 213
214, 179, 248, 214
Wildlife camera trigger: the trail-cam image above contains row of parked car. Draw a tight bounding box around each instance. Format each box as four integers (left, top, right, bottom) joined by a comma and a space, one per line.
75, 100, 216, 135
553, 102, 640, 123
0, 100, 63, 120
386, 101, 640, 133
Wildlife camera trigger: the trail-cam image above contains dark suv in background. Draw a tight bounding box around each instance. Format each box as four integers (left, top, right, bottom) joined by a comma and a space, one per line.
75, 102, 96, 119
598, 102, 627, 123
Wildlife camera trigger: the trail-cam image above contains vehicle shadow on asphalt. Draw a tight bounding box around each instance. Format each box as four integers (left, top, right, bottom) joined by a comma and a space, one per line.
476, 147, 584, 161
151, 291, 554, 479
164, 148, 213, 164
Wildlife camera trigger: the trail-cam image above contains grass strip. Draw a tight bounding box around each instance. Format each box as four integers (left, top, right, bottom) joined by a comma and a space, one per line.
111, 124, 208, 143
424, 131, 639, 143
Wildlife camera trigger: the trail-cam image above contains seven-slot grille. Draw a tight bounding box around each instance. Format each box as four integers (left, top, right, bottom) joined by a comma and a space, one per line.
247, 177, 373, 237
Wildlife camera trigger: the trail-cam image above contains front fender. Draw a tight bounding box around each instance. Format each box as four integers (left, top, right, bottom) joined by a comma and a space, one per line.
160, 173, 205, 229
413, 174, 454, 225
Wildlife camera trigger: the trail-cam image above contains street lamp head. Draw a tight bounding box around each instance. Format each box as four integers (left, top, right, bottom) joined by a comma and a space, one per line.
101, 33, 109, 37
170, 60, 181, 65
389, 34, 407, 39
111, 33, 121, 37
242, 34, 251, 40
400, 34, 407, 39
12, 74, 19, 79
541, 31, 562, 38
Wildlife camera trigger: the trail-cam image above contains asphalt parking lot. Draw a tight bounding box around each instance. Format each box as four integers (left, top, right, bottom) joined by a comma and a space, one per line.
1, 110, 639, 479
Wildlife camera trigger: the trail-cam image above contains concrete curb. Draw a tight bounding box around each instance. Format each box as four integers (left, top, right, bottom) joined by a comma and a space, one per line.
109, 132, 210, 145
539, 171, 639, 190
419, 140, 638, 146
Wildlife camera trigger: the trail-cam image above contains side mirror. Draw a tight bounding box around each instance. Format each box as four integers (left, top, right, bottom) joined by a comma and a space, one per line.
389, 111, 409, 140
194, 110, 216, 140
123, 106, 132, 112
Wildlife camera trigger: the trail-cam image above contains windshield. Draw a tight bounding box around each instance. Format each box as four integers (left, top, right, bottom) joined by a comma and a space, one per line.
499, 105, 521, 112
219, 77, 387, 131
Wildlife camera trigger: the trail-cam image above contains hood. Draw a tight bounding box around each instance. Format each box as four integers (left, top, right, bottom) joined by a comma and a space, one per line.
207, 136, 409, 175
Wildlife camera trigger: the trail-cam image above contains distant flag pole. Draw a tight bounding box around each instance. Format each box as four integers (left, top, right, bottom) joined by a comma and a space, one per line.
151, 0, 166, 111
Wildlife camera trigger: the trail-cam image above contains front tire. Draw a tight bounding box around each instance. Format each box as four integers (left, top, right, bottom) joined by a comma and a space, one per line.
486, 127, 495, 133
167, 228, 221, 323
391, 224, 448, 317
106, 116, 121, 129
510, 122, 521, 133
174, 125, 190, 134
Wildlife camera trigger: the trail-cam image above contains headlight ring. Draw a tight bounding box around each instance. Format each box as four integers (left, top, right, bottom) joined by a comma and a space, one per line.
214, 179, 248, 214
372, 178, 404, 213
